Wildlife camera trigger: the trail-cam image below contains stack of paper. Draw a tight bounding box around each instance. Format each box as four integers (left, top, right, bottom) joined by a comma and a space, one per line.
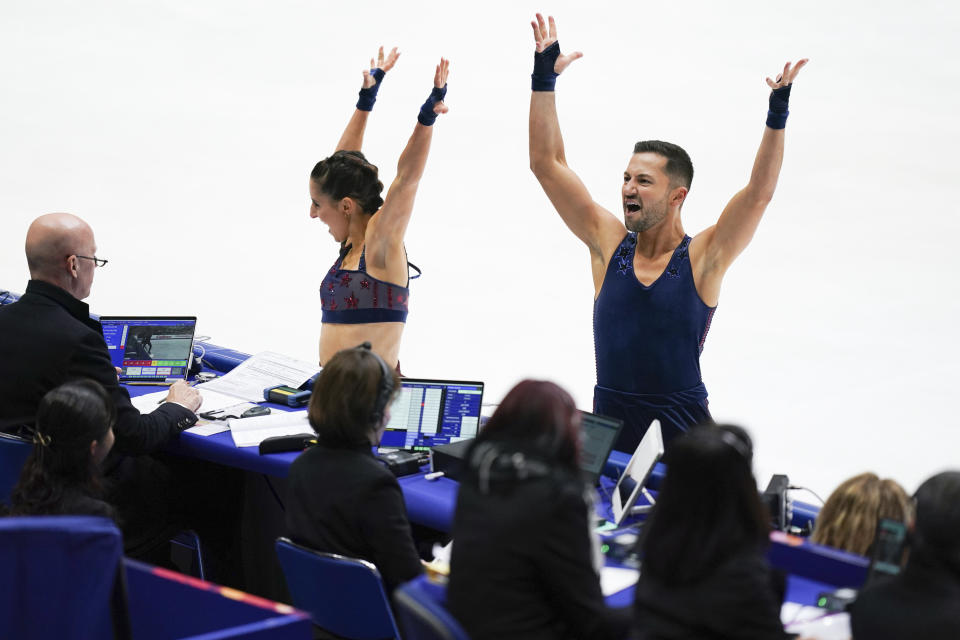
229, 411, 313, 448
196, 351, 320, 403
130, 387, 246, 416
599, 566, 639, 596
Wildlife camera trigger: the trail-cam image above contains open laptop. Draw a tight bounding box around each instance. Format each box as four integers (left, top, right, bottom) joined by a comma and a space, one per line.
380, 378, 484, 452
100, 316, 197, 383
578, 411, 624, 486
611, 420, 664, 525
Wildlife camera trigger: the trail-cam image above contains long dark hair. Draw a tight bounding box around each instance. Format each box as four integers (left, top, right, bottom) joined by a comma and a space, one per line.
310, 150, 385, 215
477, 380, 581, 472
639, 424, 769, 586
10, 380, 115, 515
911, 471, 960, 576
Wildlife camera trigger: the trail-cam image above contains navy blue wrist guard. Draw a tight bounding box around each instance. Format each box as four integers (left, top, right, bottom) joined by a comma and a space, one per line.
531, 41, 561, 91
356, 68, 386, 112
417, 84, 447, 126
766, 84, 791, 129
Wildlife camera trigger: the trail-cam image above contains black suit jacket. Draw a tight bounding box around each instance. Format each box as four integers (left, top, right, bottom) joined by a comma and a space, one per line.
285, 442, 423, 592
632, 549, 790, 640
850, 558, 960, 640
448, 450, 629, 640
0, 280, 195, 474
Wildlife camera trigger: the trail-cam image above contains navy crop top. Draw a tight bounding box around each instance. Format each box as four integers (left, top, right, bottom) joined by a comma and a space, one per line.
320, 244, 419, 324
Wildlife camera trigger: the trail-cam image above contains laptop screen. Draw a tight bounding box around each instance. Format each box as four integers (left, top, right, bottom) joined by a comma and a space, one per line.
100, 316, 197, 383
380, 379, 484, 451
579, 411, 624, 485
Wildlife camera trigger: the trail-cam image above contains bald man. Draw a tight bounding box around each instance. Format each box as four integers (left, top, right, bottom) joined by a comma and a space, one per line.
0, 213, 212, 558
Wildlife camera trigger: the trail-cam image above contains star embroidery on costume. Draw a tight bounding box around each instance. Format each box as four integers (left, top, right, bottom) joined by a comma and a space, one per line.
360, 279, 370, 289
327, 282, 336, 293
396, 294, 406, 306
329, 300, 338, 310
340, 274, 352, 288
345, 294, 359, 309
667, 266, 679, 278
617, 258, 630, 276
616, 245, 631, 260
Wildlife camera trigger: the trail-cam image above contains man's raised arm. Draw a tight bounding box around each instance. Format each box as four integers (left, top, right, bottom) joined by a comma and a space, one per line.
528, 14, 619, 256
700, 59, 809, 278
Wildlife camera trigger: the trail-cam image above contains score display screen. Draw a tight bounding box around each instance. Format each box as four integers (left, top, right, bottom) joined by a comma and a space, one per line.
380, 379, 484, 450
100, 317, 197, 381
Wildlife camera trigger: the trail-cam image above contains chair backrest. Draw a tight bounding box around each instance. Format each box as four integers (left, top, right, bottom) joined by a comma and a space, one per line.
275, 537, 401, 640
394, 578, 470, 640
0, 515, 131, 640
0, 431, 32, 506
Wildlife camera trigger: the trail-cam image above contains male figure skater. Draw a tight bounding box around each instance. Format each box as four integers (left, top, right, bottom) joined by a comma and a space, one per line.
528, 14, 807, 450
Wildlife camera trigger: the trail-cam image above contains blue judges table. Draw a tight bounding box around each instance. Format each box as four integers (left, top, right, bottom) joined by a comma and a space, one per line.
0, 289, 866, 615
130, 341, 857, 613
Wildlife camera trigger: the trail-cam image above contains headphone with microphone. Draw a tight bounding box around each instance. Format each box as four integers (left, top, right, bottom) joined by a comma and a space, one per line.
353, 342, 395, 428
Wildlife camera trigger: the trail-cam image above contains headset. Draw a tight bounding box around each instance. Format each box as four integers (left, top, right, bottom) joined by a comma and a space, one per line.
353, 342, 395, 428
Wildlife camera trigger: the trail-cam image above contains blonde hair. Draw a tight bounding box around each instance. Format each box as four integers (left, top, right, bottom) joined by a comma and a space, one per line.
811, 472, 911, 556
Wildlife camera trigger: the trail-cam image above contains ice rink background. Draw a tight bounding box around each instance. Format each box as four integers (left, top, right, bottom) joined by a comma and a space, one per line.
2, 0, 958, 499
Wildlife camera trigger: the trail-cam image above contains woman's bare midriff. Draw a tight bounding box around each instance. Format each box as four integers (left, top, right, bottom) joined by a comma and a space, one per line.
319, 322, 405, 370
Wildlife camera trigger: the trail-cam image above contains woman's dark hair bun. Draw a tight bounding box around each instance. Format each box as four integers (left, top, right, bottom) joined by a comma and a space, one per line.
310, 150, 385, 214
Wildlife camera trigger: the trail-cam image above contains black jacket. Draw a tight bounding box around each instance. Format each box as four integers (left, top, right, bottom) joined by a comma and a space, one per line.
633, 549, 790, 640
285, 443, 423, 592
9, 485, 116, 521
850, 557, 960, 640
448, 442, 630, 640
0, 280, 195, 475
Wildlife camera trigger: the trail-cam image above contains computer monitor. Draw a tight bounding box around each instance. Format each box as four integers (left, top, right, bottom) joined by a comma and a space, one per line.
100, 316, 197, 383
611, 420, 664, 525
380, 379, 484, 451
578, 411, 623, 486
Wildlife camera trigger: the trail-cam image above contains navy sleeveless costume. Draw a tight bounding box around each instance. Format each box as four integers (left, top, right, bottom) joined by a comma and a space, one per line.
593, 233, 716, 451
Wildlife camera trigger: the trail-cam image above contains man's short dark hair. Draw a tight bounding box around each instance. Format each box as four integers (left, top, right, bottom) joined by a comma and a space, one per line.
633, 140, 694, 190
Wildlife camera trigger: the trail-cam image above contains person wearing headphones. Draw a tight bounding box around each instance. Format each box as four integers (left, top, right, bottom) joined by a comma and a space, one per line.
448, 380, 630, 640
285, 343, 422, 592
632, 424, 790, 639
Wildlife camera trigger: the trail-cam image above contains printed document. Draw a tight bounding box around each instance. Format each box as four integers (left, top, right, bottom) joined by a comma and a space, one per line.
130, 387, 244, 415
196, 351, 320, 402
229, 410, 312, 448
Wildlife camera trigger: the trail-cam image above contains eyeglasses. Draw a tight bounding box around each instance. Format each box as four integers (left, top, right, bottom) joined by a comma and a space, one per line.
75, 255, 109, 267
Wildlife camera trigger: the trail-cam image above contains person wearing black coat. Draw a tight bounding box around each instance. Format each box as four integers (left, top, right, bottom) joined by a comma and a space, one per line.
0, 214, 242, 582
632, 425, 791, 640
850, 471, 960, 640
285, 343, 422, 592
8, 380, 118, 522
448, 380, 630, 640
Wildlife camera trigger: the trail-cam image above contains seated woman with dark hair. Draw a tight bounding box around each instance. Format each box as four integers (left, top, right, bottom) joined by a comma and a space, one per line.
810, 471, 911, 556
285, 343, 422, 591
448, 380, 630, 640
633, 424, 791, 639
851, 471, 960, 639
9, 379, 116, 519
